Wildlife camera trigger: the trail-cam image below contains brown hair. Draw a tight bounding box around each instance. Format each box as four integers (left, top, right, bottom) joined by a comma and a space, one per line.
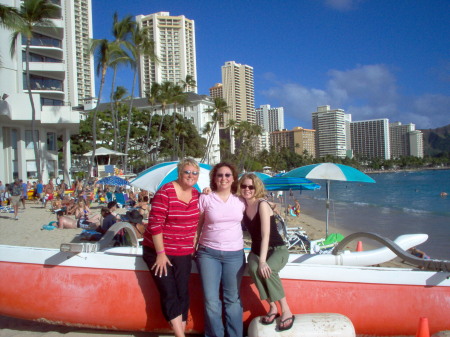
210, 162, 239, 194
238, 173, 267, 199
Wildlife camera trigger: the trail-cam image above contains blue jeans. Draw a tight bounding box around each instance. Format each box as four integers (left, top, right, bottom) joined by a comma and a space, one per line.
195, 245, 245, 337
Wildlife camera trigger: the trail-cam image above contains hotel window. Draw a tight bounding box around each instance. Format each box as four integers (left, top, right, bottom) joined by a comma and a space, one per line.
47, 132, 56, 151
26, 160, 38, 179
25, 130, 39, 149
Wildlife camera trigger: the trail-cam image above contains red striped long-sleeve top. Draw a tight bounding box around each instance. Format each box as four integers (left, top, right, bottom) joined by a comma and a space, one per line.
143, 182, 200, 256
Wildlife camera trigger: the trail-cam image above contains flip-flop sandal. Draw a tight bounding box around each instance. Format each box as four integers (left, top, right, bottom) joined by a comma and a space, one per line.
261, 313, 280, 325
278, 315, 295, 331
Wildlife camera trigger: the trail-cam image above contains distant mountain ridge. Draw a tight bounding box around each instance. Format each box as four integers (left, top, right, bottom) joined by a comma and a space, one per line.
420, 124, 450, 156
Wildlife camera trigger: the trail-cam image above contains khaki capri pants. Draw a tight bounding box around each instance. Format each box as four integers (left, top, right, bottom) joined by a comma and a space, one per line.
247, 245, 289, 302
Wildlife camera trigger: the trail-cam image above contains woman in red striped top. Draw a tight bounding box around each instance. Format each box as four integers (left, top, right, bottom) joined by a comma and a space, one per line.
142, 158, 201, 337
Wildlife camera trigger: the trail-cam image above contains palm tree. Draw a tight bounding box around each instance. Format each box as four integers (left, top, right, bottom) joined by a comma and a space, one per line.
170, 84, 187, 159
0, 4, 21, 29
202, 97, 228, 164
155, 81, 175, 160
124, 25, 157, 171
9, 0, 59, 181
179, 74, 196, 93
109, 13, 135, 151
145, 82, 161, 161
112, 85, 128, 153
88, 38, 123, 177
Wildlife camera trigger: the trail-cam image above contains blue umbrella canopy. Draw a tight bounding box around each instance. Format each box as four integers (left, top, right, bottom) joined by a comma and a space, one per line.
239, 172, 272, 181
96, 176, 129, 186
284, 163, 375, 237
263, 176, 321, 191
130, 161, 212, 193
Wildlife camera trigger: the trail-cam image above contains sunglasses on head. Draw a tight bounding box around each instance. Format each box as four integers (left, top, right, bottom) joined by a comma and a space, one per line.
240, 184, 255, 190
216, 173, 232, 178
183, 170, 199, 176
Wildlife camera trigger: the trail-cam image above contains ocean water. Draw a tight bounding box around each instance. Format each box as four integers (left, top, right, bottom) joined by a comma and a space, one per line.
292, 169, 450, 260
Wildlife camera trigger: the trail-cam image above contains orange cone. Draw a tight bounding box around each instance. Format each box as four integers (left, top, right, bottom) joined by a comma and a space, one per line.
415, 317, 430, 337
356, 241, 363, 252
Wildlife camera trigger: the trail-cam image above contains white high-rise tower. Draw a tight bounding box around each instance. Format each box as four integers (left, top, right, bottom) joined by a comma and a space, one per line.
0, 0, 94, 183
136, 12, 197, 96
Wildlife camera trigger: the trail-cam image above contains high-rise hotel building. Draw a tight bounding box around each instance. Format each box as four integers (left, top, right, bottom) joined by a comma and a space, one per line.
389, 122, 423, 158
350, 119, 391, 160
270, 127, 316, 157
255, 104, 284, 132
0, 0, 94, 183
312, 105, 349, 158
136, 12, 197, 96
221, 61, 255, 126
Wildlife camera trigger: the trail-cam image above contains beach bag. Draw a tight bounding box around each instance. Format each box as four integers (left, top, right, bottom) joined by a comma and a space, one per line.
274, 213, 287, 240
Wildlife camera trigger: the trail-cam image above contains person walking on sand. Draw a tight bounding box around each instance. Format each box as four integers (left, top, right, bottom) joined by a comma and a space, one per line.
20, 179, 27, 209
239, 173, 295, 331
10, 179, 22, 220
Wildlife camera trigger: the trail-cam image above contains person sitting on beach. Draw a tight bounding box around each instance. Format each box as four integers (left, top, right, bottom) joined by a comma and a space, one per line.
409, 247, 430, 259
136, 195, 151, 219
125, 209, 146, 241
55, 210, 78, 229
74, 198, 100, 226
293, 200, 301, 216
239, 173, 295, 331
99, 207, 117, 234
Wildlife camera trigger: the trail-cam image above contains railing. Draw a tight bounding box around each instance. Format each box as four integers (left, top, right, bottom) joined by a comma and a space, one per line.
23, 35, 62, 48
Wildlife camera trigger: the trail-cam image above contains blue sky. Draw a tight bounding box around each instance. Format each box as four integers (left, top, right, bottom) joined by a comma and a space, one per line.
92, 0, 450, 130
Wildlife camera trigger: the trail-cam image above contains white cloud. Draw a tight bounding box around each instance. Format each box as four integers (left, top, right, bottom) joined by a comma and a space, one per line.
261, 64, 449, 129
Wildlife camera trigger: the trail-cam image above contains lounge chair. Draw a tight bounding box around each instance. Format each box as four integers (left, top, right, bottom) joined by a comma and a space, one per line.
310, 233, 345, 254
114, 193, 128, 208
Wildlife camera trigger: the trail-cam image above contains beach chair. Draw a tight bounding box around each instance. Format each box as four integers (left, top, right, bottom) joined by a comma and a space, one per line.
285, 227, 310, 253
310, 233, 345, 254
114, 193, 128, 208
105, 192, 113, 203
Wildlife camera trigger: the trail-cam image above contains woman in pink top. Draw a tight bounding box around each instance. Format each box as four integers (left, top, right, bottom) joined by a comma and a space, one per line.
142, 158, 201, 337
195, 162, 246, 337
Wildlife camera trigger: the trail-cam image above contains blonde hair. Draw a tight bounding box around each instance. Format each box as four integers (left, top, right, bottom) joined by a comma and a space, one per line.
177, 157, 200, 179
238, 173, 266, 199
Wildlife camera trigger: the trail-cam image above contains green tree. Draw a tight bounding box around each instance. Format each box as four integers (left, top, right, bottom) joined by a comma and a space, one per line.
9, 0, 59, 181
124, 25, 157, 171
109, 12, 135, 151
179, 74, 196, 93
89, 38, 123, 177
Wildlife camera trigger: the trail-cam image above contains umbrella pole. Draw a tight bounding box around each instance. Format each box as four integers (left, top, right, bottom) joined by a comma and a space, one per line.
326, 180, 330, 237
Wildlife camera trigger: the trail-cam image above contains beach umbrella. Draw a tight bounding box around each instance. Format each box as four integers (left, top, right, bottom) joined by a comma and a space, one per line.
96, 176, 129, 186
284, 163, 375, 236
130, 161, 212, 193
263, 175, 321, 191
239, 172, 272, 181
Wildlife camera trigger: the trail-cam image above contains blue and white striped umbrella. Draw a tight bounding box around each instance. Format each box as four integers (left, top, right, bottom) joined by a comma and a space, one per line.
284, 163, 375, 236
97, 176, 129, 186
263, 175, 321, 191
130, 161, 212, 193
239, 172, 272, 181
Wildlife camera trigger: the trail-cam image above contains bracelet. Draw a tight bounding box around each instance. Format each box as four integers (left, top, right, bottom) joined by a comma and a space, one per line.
156, 249, 165, 254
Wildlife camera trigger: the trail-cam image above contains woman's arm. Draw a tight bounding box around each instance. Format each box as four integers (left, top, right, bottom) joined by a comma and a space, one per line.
258, 201, 273, 279
151, 233, 172, 277
194, 212, 205, 250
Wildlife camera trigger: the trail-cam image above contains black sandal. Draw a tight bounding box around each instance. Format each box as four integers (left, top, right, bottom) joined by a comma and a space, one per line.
278, 315, 295, 331
261, 312, 280, 325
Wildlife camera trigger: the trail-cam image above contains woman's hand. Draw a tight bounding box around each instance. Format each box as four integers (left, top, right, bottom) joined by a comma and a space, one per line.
151, 253, 172, 277
258, 261, 272, 279
202, 187, 212, 194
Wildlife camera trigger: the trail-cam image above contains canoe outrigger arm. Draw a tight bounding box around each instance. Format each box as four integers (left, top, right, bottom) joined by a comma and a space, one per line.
60, 222, 139, 253
333, 232, 450, 272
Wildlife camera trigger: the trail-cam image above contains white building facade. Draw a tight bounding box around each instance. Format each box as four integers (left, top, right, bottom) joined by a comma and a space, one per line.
389, 122, 423, 158
255, 104, 284, 132
136, 12, 197, 96
221, 61, 255, 126
312, 105, 349, 158
0, 0, 94, 184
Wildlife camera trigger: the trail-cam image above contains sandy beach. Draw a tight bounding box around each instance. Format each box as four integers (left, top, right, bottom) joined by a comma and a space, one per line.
0, 199, 407, 336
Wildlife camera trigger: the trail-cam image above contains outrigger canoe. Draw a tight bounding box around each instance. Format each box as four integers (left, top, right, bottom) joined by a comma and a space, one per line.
0, 223, 449, 336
